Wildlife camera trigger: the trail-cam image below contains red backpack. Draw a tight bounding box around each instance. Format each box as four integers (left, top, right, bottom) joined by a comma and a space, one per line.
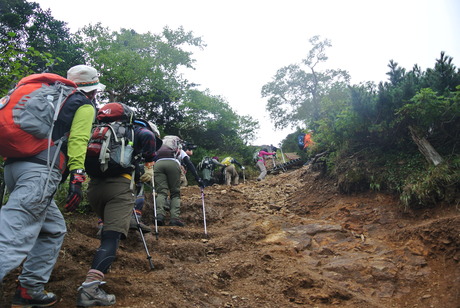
0, 73, 77, 158
85, 102, 136, 177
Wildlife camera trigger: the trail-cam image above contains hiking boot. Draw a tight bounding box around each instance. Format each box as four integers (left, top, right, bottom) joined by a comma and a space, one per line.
76, 281, 116, 307
129, 216, 151, 233
11, 285, 57, 308
169, 219, 185, 227
155, 214, 165, 226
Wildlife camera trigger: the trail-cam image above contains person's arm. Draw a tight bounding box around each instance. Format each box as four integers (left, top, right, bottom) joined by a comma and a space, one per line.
183, 156, 204, 187
67, 104, 95, 170
65, 104, 95, 212
137, 127, 156, 182
232, 158, 243, 168
137, 127, 156, 163
212, 158, 226, 167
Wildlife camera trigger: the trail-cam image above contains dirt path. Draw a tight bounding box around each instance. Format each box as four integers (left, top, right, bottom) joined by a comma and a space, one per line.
2, 165, 459, 307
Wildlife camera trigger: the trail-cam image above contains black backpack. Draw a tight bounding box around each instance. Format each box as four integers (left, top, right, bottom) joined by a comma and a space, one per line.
85, 103, 137, 177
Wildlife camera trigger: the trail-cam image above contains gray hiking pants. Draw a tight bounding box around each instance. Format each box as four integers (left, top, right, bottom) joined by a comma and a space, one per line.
256, 161, 267, 180
154, 159, 181, 219
0, 161, 66, 292
224, 165, 239, 185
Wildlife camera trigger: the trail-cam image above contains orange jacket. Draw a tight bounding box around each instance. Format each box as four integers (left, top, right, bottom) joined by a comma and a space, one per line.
303, 133, 313, 149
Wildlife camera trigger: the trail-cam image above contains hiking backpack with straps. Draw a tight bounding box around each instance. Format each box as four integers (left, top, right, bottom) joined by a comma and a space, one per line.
0, 73, 77, 158
297, 133, 306, 150
156, 135, 182, 160
85, 102, 137, 177
198, 156, 213, 171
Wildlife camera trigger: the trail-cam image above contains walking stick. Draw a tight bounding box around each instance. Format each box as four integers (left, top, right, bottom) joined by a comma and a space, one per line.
200, 187, 208, 237
132, 208, 155, 270
151, 177, 159, 240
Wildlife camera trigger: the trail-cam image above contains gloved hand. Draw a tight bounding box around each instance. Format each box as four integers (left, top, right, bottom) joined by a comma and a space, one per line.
196, 178, 205, 188
140, 165, 153, 182
65, 169, 86, 212
241, 166, 245, 170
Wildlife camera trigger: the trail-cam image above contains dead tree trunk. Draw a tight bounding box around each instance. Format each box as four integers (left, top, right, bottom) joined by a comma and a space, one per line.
408, 126, 443, 166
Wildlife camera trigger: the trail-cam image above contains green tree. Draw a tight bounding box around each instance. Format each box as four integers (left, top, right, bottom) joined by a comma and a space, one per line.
76, 24, 205, 133
261, 35, 350, 129
179, 89, 259, 152
0, 0, 84, 78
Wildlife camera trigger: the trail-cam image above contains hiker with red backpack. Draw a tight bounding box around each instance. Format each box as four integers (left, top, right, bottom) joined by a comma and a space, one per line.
76, 103, 162, 307
0, 65, 104, 307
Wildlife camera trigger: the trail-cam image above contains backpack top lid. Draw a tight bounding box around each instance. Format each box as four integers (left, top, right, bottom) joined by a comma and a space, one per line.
97, 102, 134, 123
162, 135, 182, 151
17, 73, 77, 88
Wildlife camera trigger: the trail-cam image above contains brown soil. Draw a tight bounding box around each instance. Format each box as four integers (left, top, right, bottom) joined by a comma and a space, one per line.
2, 165, 460, 307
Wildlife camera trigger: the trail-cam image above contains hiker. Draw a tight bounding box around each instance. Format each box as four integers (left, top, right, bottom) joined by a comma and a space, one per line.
179, 142, 197, 187
255, 148, 277, 181
154, 136, 204, 227
221, 157, 245, 186
303, 130, 314, 151
76, 108, 160, 307
0, 65, 103, 307
199, 156, 225, 187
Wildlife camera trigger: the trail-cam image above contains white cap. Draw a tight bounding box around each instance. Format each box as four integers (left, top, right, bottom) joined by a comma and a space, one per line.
67, 65, 106, 92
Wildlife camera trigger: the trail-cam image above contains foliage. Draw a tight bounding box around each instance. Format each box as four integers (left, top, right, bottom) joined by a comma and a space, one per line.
272, 44, 460, 206
0, 0, 84, 78
179, 89, 259, 151
0, 32, 58, 94
262, 35, 350, 129
76, 24, 205, 133
400, 156, 460, 209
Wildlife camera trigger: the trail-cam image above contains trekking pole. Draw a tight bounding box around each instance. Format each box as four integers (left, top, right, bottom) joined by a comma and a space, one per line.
132, 208, 155, 270
0, 180, 6, 207
242, 168, 246, 184
279, 146, 287, 164
200, 187, 208, 237
279, 146, 287, 172
151, 177, 159, 240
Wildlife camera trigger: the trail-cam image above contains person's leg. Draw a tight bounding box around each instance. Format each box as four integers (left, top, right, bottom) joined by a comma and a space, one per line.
225, 168, 231, 185
78, 177, 132, 307
1, 162, 63, 307
256, 161, 267, 180
164, 161, 182, 221
154, 162, 169, 222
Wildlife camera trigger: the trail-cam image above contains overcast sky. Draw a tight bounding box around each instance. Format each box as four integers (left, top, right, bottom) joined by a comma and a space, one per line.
34, 0, 460, 146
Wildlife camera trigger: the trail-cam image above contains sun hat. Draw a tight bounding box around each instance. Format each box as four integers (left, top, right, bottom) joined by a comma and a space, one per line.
67, 65, 106, 92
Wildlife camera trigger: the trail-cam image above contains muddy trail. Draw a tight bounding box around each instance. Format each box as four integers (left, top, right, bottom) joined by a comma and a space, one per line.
2, 165, 460, 307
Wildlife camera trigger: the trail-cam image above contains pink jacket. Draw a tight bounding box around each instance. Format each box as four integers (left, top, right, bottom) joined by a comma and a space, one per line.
257, 150, 275, 165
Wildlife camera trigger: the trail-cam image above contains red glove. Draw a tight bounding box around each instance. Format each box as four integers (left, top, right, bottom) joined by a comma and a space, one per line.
65, 169, 86, 212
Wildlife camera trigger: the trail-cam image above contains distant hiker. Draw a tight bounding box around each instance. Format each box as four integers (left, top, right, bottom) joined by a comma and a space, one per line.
221, 157, 245, 186
179, 142, 197, 187
256, 148, 276, 181
77, 105, 161, 307
0, 65, 103, 307
154, 136, 204, 227
198, 156, 225, 187
303, 130, 314, 150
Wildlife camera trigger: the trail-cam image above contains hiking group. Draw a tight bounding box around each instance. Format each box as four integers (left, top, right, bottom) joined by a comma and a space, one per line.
0, 65, 280, 307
